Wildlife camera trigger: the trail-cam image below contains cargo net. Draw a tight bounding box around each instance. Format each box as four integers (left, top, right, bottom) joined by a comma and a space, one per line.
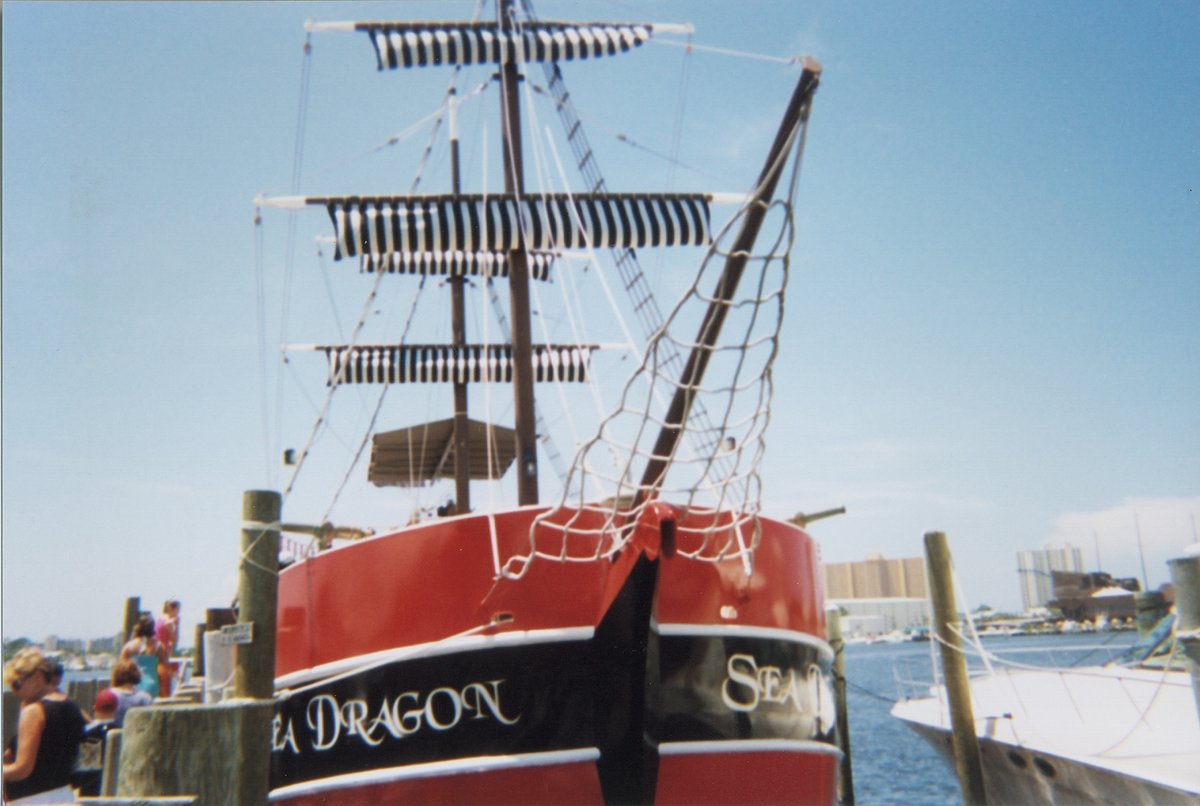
502, 138, 808, 580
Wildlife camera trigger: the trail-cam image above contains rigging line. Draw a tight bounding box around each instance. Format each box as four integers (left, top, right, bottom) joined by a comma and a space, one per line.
665, 29, 693, 192
255, 211, 271, 484
313, 243, 346, 343
274, 32, 315, 491
525, 83, 709, 180
516, 17, 740, 493
319, 276, 429, 524
542, 132, 665, 484
652, 37, 804, 66
318, 85, 479, 515
317, 66, 473, 519
284, 59, 472, 505
369, 81, 489, 157
513, 57, 598, 495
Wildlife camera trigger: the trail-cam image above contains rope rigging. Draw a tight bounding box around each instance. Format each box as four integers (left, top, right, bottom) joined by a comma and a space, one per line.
259, 0, 818, 547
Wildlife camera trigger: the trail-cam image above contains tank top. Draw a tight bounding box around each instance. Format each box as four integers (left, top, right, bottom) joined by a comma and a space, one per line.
4, 698, 87, 800
133, 653, 161, 698
112, 687, 153, 727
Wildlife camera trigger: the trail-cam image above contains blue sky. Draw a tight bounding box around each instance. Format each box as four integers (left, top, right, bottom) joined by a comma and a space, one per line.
3, 1, 1198, 641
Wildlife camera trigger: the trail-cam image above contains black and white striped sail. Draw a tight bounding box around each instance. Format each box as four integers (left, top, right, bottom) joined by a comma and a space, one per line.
322, 344, 595, 385
342, 22, 660, 70
313, 194, 712, 260
360, 250, 555, 281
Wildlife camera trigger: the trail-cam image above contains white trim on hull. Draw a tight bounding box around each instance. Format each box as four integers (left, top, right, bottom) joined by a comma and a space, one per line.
269, 747, 601, 801
659, 738, 843, 759
276, 626, 594, 691
652, 621, 835, 663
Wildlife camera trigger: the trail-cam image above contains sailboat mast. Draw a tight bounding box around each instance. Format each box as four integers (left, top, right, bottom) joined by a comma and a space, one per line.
448, 90, 471, 514
498, 0, 540, 505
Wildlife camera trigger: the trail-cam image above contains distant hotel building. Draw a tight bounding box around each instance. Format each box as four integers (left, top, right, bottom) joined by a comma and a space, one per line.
824, 554, 930, 636
824, 554, 927, 599
1017, 545, 1084, 611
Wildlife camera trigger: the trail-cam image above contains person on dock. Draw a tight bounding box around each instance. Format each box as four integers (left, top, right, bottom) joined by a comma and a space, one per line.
40, 657, 89, 721
154, 598, 182, 695
120, 614, 168, 698
73, 689, 120, 798
155, 598, 181, 653
2, 647, 87, 804
106, 659, 152, 727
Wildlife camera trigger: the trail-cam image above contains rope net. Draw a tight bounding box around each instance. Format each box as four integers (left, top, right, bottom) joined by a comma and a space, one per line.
503, 126, 808, 579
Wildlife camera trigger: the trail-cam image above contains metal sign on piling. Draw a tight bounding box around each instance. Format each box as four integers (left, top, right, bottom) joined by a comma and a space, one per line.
925, 530, 988, 806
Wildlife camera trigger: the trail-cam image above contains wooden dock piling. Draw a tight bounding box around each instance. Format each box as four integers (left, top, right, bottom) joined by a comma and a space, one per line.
192, 622, 207, 678
122, 596, 141, 642
116, 700, 273, 805
101, 491, 282, 804
925, 530, 987, 806
235, 490, 280, 700
827, 606, 856, 804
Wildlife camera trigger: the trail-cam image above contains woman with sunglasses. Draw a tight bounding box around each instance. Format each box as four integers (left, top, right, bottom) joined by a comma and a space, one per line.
2, 647, 86, 803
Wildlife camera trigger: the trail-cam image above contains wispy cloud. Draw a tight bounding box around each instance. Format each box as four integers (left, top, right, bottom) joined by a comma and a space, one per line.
1042, 496, 1200, 586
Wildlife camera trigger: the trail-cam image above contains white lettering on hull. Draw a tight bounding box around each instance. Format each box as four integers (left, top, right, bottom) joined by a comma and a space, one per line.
273, 679, 521, 754
720, 653, 835, 735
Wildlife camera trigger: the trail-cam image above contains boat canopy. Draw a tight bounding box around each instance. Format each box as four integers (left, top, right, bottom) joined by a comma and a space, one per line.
368, 417, 516, 486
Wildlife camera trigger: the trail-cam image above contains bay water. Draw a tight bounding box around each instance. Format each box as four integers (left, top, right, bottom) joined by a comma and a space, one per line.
843, 630, 1141, 804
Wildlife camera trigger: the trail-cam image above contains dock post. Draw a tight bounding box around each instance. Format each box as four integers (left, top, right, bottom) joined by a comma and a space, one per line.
235, 490, 280, 700
827, 606, 855, 804
101, 728, 122, 796
117, 700, 273, 804
122, 596, 141, 642
925, 531, 987, 806
1168, 548, 1200, 720
193, 622, 207, 678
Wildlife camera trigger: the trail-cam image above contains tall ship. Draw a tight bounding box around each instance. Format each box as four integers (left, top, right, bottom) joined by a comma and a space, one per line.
254, 2, 833, 802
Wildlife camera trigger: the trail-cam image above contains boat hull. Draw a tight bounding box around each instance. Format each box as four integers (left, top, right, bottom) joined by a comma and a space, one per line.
892, 665, 1200, 805
270, 507, 839, 804
904, 722, 1196, 806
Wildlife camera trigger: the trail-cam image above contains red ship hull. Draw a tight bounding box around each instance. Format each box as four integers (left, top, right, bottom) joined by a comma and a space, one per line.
269, 506, 838, 804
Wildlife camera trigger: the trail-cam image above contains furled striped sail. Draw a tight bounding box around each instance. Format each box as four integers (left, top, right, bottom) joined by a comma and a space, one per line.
322, 344, 594, 385
356, 22, 656, 70
315, 193, 712, 259
359, 250, 555, 281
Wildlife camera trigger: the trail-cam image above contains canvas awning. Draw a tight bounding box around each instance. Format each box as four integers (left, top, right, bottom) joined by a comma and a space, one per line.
368, 418, 516, 487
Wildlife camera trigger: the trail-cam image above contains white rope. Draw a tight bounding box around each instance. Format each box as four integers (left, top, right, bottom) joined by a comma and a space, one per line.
652, 37, 804, 66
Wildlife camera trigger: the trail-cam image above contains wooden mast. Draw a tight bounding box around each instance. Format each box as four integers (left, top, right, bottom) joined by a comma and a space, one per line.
498, 0, 539, 505
448, 89, 471, 514
638, 61, 821, 498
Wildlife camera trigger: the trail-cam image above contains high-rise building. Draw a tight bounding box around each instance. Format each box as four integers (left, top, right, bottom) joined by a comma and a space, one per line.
823, 554, 927, 600
823, 555, 930, 638
1017, 545, 1084, 611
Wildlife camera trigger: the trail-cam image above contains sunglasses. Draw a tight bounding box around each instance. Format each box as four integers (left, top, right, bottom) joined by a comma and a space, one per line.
10, 671, 41, 692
